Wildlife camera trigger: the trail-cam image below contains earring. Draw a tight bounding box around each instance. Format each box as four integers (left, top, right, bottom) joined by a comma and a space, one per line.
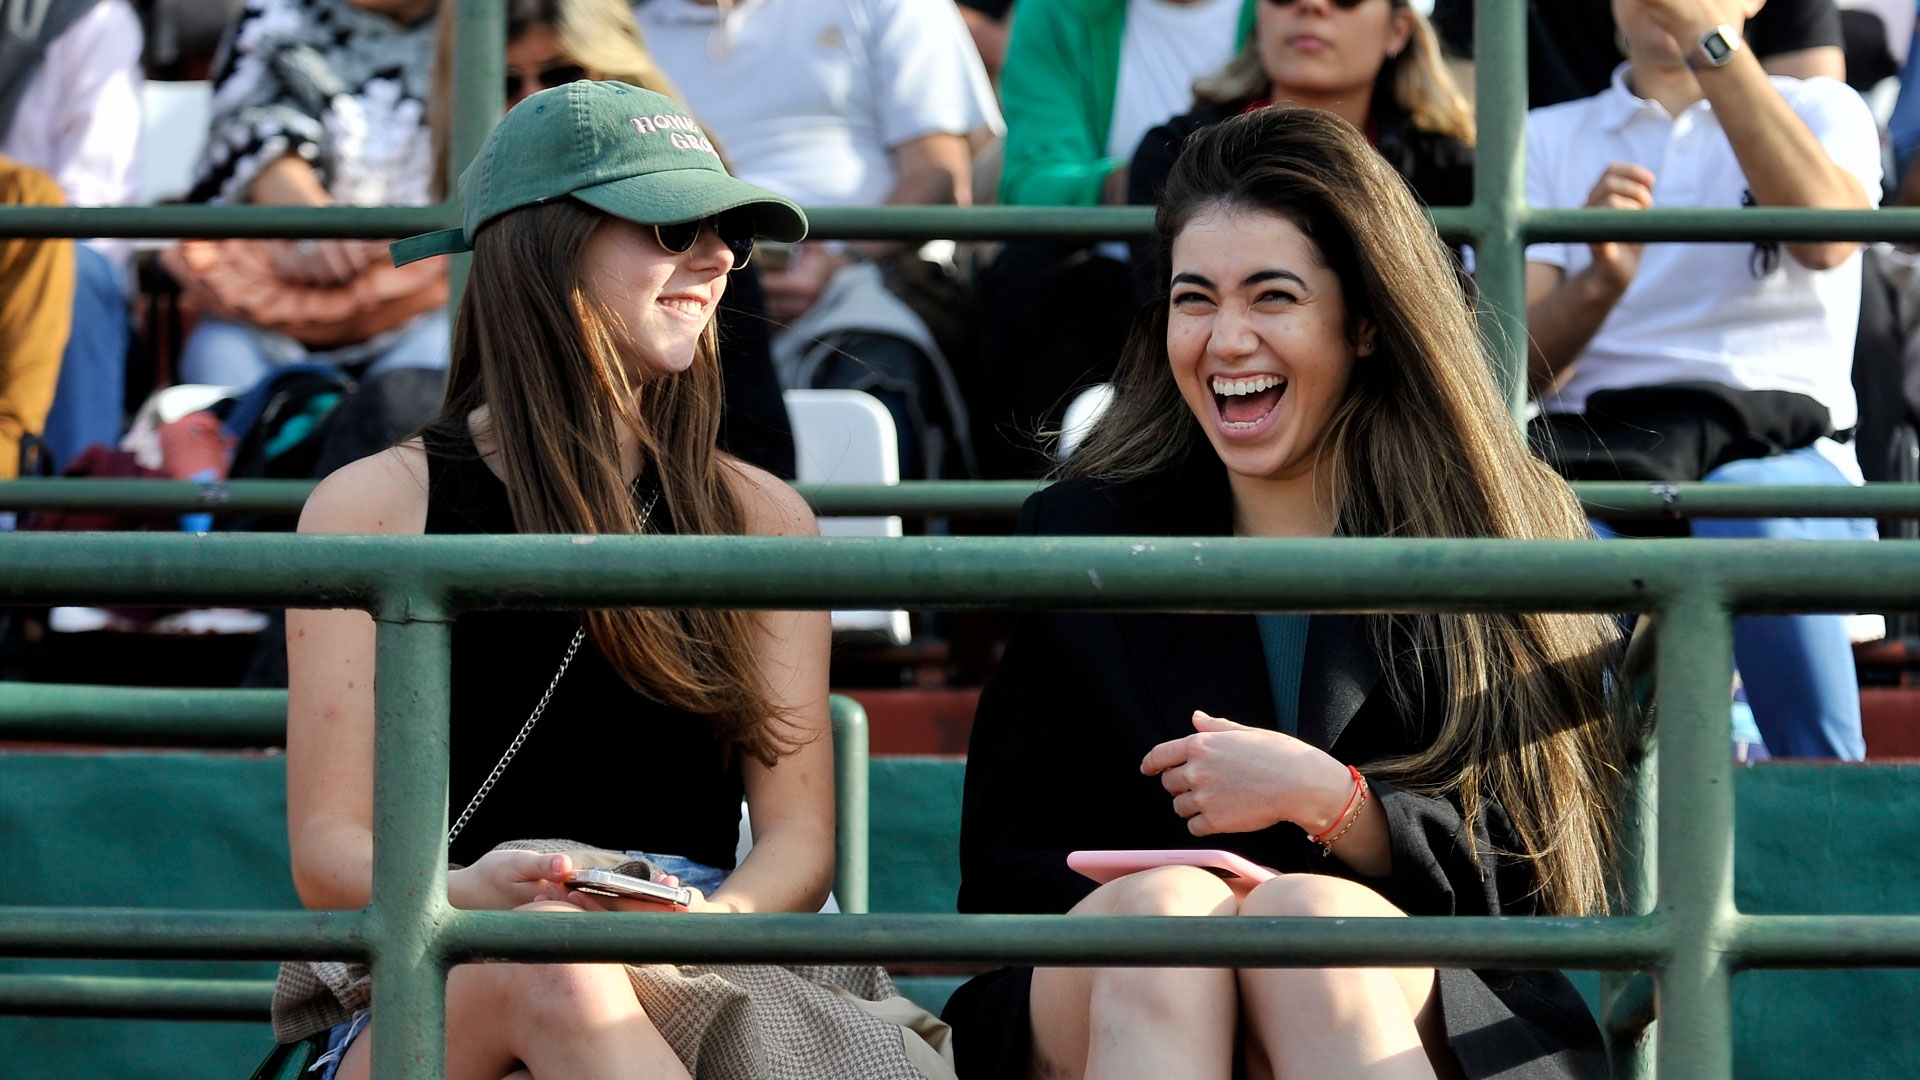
1359, 340, 1376, 355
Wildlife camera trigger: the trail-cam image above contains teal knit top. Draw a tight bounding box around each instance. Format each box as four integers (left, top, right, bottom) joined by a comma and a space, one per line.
1255, 614, 1310, 736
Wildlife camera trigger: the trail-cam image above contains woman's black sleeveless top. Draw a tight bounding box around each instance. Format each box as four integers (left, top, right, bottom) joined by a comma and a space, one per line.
426, 430, 744, 869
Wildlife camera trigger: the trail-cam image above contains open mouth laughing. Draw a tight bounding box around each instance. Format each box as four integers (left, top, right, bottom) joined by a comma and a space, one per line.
1211, 373, 1288, 434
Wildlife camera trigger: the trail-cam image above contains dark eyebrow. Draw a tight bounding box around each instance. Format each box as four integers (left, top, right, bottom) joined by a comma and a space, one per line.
1244, 269, 1307, 290
1169, 269, 1308, 291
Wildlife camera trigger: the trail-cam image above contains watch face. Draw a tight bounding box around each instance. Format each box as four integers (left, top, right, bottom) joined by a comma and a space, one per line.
1703, 34, 1733, 62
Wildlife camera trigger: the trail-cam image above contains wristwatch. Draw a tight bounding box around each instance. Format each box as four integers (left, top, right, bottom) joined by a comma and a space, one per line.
1689, 23, 1744, 69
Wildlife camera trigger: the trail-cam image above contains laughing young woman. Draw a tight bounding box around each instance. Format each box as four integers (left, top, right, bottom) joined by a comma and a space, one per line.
944, 107, 1628, 1080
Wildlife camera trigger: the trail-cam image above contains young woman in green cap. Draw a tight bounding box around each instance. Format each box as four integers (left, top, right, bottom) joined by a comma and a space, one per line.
283, 82, 834, 1080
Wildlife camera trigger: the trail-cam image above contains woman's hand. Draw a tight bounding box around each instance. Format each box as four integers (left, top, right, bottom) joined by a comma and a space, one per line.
564, 871, 736, 914
1140, 711, 1357, 836
447, 850, 576, 910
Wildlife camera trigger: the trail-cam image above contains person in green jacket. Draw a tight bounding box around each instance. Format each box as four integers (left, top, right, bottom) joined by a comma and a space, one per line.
997, 0, 1256, 207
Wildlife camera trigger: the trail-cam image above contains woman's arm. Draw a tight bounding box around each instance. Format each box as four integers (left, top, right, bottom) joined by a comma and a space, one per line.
285, 447, 428, 910
1139, 711, 1384, 868
701, 460, 835, 914
288, 444, 579, 912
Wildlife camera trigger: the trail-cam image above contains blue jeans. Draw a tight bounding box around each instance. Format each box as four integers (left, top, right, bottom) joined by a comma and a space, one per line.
40, 245, 129, 470
1595, 444, 1873, 760
178, 311, 450, 387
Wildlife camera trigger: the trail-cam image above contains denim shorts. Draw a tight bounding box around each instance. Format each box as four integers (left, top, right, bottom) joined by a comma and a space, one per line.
310, 1008, 370, 1080
308, 853, 729, 1073
624, 851, 730, 899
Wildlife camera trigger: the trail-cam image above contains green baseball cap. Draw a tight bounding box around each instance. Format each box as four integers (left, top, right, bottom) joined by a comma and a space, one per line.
391, 81, 806, 267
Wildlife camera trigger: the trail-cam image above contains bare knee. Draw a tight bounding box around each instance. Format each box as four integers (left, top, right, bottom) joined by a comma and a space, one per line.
1076, 865, 1239, 917
456, 961, 638, 1028
1239, 873, 1404, 919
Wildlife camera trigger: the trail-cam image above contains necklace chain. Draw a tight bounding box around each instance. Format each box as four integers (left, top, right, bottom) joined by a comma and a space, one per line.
447, 487, 662, 845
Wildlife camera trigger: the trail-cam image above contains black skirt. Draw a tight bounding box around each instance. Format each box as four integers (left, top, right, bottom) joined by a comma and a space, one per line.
941, 964, 1609, 1080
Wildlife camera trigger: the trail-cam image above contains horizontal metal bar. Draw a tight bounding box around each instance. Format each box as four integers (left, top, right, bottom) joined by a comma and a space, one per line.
1523, 207, 1920, 243
803, 205, 1151, 241
0, 534, 1914, 614
10, 203, 1920, 244
0, 204, 1470, 244
0, 204, 459, 240
0, 974, 272, 1021
0, 479, 315, 515
0, 909, 367, 961
0, 479, 1050, 518
1578, 483, 1920, 519
3, 479, 1916, 520
0, 683, 285, 745
444, 911, 1667, 969
1731, 914, 1920, 967
11, 911, 1920, 1020
799, 481, 1042, 516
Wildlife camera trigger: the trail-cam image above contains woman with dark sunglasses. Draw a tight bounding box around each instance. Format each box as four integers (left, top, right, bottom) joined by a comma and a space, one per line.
1127, 0, 1475, 284
281, 83, 960, 1079
430, 0, 801, 481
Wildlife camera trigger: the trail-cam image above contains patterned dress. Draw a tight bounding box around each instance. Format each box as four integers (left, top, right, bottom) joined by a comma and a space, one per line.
189, 0, 435, 207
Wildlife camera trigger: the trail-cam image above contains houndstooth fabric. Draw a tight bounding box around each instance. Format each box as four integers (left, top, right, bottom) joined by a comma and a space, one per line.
269, 841, 956, 1078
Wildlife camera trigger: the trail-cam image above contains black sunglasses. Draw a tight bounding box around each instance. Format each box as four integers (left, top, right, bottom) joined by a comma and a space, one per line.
506, 59, 589, 100
652, 210, 758, 267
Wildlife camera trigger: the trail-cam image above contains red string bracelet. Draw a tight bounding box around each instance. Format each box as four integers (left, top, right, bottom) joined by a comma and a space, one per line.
1308, 764, 1367, 853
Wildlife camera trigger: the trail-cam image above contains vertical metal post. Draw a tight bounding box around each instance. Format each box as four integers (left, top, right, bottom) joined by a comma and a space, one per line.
1604, 617, 1659, 1079
1653, 594, 1736, 1080
829, 696, 871, 914
1602, 741, 1658, 1080
443, 0, 507, 309
1472, 0, 1532, 418
368, 598, 454, 1080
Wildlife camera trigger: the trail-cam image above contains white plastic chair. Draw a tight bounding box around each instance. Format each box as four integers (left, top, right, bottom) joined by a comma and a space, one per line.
139, 80, 212, 205
782, 389, 911, 645
1057, 383, 1116, 460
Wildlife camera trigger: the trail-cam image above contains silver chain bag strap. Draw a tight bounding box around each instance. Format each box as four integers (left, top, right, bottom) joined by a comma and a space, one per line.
447, 486, 661, 844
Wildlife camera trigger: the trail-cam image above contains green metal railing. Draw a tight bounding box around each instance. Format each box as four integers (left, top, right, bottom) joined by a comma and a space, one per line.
0, 533, 1917, 1080
4, 477, 1920, 520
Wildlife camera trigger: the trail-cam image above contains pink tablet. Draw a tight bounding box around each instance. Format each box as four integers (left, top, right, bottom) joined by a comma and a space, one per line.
1067, 849, 1278, 887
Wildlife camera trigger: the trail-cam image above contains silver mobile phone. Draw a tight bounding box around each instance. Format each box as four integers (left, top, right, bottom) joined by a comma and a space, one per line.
564, 867, 694, 907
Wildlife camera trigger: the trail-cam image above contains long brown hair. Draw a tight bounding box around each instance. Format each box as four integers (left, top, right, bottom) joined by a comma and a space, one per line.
424, 199, 796, 767
1072, 108, 1626, 917
1195, 4, 1475, 147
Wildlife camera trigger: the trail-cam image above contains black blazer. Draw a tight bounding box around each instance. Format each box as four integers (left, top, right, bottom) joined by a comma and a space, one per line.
957, 458, 1541, 921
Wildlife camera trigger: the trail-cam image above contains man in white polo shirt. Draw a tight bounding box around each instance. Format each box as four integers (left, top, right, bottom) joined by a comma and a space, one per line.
1525, 0, 1880, 759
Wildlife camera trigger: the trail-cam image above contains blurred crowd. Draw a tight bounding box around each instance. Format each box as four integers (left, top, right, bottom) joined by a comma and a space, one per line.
3, 0, 1919, 758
